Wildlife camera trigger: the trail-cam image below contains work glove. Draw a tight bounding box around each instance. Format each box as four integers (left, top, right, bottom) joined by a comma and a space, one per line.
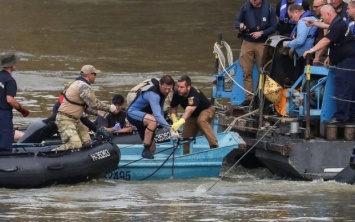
109, 104, 117, 113
170, 113, 179, 123
113, 123, 121, 131
170, 129, 179, 140
171, 118, 185, 132
16, 104, 30, 117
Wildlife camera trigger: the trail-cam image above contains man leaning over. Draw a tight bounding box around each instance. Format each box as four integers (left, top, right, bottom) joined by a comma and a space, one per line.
53, 65, 118, 151
127, 75, 175, 159
170, 75, 219, 154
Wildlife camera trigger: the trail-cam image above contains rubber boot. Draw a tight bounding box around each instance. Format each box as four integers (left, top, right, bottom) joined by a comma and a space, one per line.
141, 144, 154, 159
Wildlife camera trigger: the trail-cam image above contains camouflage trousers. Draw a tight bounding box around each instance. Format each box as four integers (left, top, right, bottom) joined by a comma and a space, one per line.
53, 112, 91, 151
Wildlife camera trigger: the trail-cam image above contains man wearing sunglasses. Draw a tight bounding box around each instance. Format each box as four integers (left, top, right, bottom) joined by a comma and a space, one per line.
53, 65, 118, 151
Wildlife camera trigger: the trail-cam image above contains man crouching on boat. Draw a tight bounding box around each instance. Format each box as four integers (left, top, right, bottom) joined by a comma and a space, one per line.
127, 75, 175, 159
52, 65, 118, 151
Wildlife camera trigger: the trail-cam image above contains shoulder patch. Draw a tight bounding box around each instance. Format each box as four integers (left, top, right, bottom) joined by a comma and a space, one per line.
188, 97, 194, 106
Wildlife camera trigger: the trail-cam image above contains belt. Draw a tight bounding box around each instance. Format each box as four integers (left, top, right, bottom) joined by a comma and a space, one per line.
58, 111, 79, 120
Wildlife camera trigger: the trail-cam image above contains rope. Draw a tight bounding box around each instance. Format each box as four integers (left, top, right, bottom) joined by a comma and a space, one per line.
317, 61, 355, 72
139, 143, 179, 181
331, 96, 355, 103
138, 138, 193, 180
118, 144, 177, 168
223, 109, 259, 132
206, 101, 298, 192
118, 138, 194, 180
213, 41, 254, 97
206, 116, 283, 192
213, 41, 234, 75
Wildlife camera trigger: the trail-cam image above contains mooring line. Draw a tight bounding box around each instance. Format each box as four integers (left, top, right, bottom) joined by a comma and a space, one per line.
206, 116, 283, 192
206, 101, 297, 192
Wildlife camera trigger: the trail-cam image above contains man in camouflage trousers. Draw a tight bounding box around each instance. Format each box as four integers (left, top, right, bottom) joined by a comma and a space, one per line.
53, 65, 118, 151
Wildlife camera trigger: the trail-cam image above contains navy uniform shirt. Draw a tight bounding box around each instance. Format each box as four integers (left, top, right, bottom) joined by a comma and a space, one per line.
0, 70, 17, 110
326, 16, 355, 65
170, 87, 211, 117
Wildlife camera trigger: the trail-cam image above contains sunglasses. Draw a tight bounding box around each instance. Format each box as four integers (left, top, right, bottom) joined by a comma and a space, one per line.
313, 4, 325, 9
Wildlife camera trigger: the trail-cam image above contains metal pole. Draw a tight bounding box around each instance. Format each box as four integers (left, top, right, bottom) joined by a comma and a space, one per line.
305, 54, 311, 139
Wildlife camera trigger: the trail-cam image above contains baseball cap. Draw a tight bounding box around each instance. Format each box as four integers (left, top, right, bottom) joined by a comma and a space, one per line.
80, 65, 101, 75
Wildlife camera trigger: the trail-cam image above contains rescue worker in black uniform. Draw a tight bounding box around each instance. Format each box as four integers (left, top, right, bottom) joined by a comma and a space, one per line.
170, 75, 219, 154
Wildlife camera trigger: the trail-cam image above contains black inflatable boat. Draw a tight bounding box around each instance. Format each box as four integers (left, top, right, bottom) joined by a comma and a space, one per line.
16, 116, 172, 145
1, 139, 120, 188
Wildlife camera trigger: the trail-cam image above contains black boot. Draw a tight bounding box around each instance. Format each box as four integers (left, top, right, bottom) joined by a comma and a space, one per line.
141, 144, 154, 159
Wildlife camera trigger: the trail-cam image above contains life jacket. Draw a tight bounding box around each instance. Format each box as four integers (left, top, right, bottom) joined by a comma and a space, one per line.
126, 79, 153, 106
241, 0, 272, 32
279, 0, 302, 24
61, 76, 89, 108
290, 10, 318, 40
58, 94, 64, 104
128, 78, 166, 114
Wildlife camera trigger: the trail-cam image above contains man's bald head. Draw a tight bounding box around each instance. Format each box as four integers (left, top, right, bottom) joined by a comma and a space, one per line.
321, 4, 337, 24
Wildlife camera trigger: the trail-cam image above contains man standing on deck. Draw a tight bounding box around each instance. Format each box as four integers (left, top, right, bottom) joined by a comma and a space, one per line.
281, 4, 318, 82
312, 0, 328, 65
275, 0, 310, 36
331, 0, 348, 20
0, 52, 30, 152
234, 0, 277, 106
303, 5, 355, 124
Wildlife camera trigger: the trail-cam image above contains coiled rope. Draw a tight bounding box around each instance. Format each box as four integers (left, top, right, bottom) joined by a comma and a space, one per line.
213, 41, 254, 97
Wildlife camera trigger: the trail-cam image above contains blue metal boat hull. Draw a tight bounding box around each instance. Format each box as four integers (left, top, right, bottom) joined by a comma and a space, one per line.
106, 131, 244, 180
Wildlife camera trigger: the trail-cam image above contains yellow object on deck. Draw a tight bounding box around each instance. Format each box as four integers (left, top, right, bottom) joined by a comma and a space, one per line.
263, 75, 282, 103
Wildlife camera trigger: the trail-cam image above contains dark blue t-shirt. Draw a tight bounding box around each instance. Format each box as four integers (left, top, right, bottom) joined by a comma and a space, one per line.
0, 70, 17, 110
96, 109, 127, 128
326, 16, 355, 65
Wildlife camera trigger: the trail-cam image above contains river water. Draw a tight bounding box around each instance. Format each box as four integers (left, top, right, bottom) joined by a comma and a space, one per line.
1, 0, 355, 221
